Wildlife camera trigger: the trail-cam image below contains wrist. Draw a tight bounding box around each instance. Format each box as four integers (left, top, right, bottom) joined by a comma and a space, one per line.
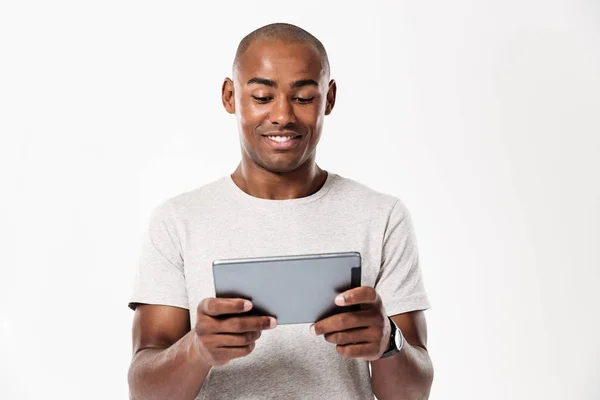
379, 317, 404, 359
189, 331, 213, 369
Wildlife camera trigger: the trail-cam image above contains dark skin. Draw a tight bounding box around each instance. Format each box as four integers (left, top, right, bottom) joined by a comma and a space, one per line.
128, 39, 433, 400
223, 40, 335, 199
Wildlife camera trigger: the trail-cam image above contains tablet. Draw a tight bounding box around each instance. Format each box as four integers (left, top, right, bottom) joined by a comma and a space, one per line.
212, 252, 361, 325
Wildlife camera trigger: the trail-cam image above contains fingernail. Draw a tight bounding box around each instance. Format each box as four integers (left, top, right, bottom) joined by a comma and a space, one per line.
335, 295, 345, 306
270, 317, 277, 329
310, 324, 317, 336
243, 301, 252, 311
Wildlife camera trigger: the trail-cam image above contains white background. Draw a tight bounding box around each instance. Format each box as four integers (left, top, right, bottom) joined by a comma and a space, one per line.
1, 1, 599, 399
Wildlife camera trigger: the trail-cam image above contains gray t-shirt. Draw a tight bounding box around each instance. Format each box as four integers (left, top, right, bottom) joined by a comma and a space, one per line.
129, 171, 431, 400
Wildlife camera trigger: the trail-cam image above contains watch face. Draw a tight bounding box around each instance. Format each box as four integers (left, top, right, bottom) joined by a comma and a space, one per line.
393, 328, 403, 349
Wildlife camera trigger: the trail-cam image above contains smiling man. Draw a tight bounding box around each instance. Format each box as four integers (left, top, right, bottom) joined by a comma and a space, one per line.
127, 23, 434, 400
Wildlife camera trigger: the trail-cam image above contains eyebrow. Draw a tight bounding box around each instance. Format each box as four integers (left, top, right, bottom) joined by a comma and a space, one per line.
291, 79, 319, 89
246, 77, 319, 89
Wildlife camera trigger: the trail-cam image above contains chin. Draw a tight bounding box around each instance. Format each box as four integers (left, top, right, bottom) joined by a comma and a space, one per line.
258, 159, 303, 174
262, 164, 299, 174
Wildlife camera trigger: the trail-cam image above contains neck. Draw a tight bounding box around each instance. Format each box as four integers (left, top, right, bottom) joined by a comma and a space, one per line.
231, 159, 327, 200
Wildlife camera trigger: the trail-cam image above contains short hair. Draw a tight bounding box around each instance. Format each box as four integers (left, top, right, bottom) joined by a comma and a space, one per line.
232, 22, 330, 79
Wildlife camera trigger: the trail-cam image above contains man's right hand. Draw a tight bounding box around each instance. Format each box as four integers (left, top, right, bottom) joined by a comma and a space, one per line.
194, 298, 277, 367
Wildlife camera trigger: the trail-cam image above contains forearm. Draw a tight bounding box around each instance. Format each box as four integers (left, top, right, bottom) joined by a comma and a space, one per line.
128, 330, 212, 400
370, 342, 434, 400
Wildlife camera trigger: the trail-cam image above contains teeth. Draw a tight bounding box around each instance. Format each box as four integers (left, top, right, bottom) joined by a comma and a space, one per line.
267, 136, 297, 142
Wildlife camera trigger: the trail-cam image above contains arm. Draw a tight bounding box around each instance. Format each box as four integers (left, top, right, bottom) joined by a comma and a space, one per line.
127, 300, 276, 400
370, 310, 434, 400
310, 289, 433, 400
127, 304, 211, 400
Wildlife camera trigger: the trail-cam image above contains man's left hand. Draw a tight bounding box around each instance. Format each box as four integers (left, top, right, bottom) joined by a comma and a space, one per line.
310, 286, 391, 361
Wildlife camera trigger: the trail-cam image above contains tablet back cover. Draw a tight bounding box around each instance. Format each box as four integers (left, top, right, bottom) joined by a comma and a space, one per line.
212, 252, 361, 324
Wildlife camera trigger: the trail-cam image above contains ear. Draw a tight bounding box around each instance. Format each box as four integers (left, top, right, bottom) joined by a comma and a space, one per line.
222, 78, 235, 114
325, 79, 337, 115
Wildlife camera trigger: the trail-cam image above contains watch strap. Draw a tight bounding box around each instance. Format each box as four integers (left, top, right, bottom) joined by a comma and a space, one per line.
379, 316, 402, 359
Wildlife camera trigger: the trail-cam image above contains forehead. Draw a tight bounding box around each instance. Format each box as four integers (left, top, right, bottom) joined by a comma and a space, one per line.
235, 39, 326, 83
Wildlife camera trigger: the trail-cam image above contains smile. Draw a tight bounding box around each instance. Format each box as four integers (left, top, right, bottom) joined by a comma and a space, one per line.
265, 135, 301, 142
262, 135, 303, 150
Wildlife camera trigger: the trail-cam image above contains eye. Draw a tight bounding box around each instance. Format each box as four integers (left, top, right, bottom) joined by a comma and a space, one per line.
252, 96, 272, 104
294, 97, 315, 104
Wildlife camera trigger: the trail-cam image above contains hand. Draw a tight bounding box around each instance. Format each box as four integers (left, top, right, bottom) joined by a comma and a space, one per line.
194, 298, 277, 366
310, 286, 391, 361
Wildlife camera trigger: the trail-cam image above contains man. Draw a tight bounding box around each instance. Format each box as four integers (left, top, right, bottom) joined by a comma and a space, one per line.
127, 22, 433, 400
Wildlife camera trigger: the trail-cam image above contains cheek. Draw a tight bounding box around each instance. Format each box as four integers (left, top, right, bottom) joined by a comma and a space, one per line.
240, 101, 268, 123
297, 100, 325, 125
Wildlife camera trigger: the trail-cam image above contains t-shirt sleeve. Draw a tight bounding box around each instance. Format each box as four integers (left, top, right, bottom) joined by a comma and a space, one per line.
128, 200, 189, 311
375, 199, 431, 316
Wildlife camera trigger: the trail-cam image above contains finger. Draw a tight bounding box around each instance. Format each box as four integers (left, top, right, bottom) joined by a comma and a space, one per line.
335, 286, 379, 307
311, 310, 381, 336
336, 342, 380, 360
198, 298, 252, 317
218, 315, 277, 333
213, 331, 262, 348
212, 343, 256, 365
323, 326, 382, 346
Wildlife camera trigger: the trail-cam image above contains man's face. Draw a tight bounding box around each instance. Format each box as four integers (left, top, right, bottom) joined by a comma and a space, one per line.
223, 39, 335, 174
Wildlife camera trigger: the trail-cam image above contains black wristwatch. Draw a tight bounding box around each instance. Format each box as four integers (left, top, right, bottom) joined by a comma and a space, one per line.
379, 317, 404, 358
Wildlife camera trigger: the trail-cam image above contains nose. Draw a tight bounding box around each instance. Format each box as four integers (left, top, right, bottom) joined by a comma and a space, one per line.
268, 96, 296, 126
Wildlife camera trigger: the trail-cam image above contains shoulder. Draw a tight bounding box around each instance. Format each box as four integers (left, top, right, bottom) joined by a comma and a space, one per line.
329, 172, 407, 216
149, 175, 230, 222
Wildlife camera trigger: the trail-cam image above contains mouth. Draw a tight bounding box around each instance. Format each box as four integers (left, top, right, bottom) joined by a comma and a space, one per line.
261, 133, 303, 150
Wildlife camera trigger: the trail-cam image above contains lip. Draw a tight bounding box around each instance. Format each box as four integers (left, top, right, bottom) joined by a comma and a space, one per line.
261, 133, 303, 150
262, 131, 302, 137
